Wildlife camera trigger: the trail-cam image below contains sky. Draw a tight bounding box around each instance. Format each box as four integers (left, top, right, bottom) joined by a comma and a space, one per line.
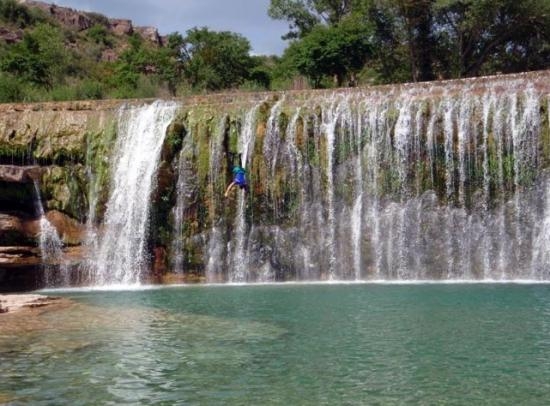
52, 0, 290, 55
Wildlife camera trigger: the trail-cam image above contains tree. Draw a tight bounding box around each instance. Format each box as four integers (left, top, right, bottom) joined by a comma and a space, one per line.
394, 0, 435, 81
1, 23, 68, 88
433, 0, 550, 78
157, 33, 185, 95
182, 27, 254, 91
268, 0, 362, 38
0, 0, 42, 28
282, 18, 372, 87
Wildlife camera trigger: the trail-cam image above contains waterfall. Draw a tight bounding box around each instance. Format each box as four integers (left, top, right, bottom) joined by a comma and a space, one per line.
93, 101, 179, 286
205, 117, 228, 282
229, 103, 261, 282
92, 72, 549, 283
171, 133, 195, 274
32, 181, 66, 286
197, 76, 548, 281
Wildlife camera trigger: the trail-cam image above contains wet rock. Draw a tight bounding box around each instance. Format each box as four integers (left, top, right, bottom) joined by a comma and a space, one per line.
153, 246, 167, 276
0, 294, 65, 314
0, 246, 41, 267
0, 213, 37, 246
44, 210, 85, 246
0, 165, 42, 183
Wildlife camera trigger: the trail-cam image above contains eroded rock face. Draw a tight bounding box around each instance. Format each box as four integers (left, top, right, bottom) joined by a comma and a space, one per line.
0, 214, 37, 246
21, 1, 93, 31
135, 26, 161, 45
45, 210, 85, 246
0, 246, 41, 268
0, 27, 23, 44
0, 166, 42, 183
109, 19, 133, 36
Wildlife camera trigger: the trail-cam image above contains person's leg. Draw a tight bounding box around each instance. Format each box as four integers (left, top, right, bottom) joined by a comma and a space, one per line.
225, 181, 236, 197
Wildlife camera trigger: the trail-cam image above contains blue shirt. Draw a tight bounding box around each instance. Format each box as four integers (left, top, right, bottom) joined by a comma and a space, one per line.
232, 166, 246, 185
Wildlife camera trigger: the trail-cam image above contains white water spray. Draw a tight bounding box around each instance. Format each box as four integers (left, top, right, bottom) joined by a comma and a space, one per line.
93, 101, 179, 286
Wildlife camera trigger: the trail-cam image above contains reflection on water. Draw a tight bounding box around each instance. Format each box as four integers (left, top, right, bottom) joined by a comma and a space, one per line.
1, 284, 550, 405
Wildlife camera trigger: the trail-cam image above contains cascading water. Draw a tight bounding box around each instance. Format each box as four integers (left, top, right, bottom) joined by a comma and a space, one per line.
171, 133, 196, 274
182, 74, 549, 282
205, 118, 228, 282
92, 101, 179, 286
229, 103, 261, 282
32, 180, 66, 286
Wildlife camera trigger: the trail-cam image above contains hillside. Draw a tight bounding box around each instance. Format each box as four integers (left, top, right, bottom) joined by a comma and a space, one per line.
0, 0, 183, 102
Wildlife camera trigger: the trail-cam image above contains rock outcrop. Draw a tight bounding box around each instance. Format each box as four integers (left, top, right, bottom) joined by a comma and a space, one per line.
0, 27, 23, 44
134, 26, 161, 45
0, 293, 67, 313
21, 0, 93, 31
109, 18, 133, 36
18, 1, 166, 45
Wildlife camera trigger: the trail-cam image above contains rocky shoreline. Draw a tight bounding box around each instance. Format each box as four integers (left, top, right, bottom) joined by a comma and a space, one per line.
0, 293, 69, 314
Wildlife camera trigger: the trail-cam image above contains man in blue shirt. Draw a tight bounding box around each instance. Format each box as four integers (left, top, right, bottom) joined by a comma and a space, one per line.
225, 164, 248, 197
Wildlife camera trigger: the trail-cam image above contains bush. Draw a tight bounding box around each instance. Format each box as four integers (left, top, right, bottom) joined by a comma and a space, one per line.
0, 73, 24, 102
86, 24, 113, 47
0, 0, 35, 28
76, 80, 105, 100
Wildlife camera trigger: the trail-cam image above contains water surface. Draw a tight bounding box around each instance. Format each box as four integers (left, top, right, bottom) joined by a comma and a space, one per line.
2, 284, 550, 405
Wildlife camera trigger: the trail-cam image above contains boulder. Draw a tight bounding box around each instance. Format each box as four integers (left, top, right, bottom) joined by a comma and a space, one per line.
109, 19, 133, 36
44, 210, 85, 246
0, 294, 65, 313
135, 26, 161, 45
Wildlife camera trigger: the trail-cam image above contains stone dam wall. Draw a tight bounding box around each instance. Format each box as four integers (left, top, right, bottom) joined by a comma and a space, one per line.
1, 70, 549, 291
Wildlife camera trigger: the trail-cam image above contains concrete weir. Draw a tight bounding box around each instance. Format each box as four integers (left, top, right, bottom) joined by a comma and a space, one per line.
1, 70, 550, 290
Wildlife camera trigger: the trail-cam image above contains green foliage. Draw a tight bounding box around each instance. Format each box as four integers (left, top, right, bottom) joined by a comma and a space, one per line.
86, 24, 113, 47
182, 27, 254, 91
0, 0, 548, 102
0, 72, 24, 102
1, 23, 68, 88
282, 18, 372, 87
271, 0, 550, 86
268, 0, 362, 39
432, 0, 550, 77
0, 0, 43, 28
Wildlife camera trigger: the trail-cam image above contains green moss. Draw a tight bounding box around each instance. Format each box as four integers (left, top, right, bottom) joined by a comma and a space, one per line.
0, 143, 33, 163
162, 116, 186, 162
40, 165, 87, 221
85, 120, 118, 222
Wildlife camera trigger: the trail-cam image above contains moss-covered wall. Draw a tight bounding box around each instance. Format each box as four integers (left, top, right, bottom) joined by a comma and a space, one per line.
0, 70, 549, 288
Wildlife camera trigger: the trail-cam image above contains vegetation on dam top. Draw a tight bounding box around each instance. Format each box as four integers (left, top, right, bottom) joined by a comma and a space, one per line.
0, 0, 549, 103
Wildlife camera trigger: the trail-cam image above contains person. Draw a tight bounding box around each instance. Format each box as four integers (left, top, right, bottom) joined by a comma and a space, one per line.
225, 164, 248, 197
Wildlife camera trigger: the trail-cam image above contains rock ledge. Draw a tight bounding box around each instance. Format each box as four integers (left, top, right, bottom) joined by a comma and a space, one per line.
0, 294, 64, 314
